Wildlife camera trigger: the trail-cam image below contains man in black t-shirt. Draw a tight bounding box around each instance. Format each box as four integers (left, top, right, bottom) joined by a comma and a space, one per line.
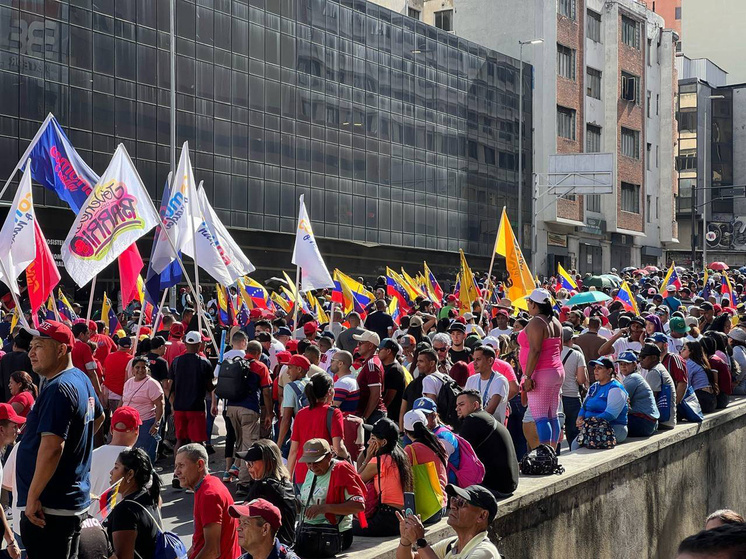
147, 336, 170, 384
448, 322, 472, 364
364, 300, 396, 342
456, 389, 518, 498
378, 338, 406, 422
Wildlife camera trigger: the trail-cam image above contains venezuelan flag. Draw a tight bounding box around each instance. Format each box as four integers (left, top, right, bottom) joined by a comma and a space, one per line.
102, 292, 122, 335
401, 268, 426, 299
721, 275, 735, 307
271, 291, 292, 314
557, 263, 577, 290
216, 284, 237, 327
45, 295, 56, 321
701, 268, 711, 299
388, 297, 400, 325
614, 281, 639, 315
423, 261, 444, 302
241, 277, 271, 309
57, 289, 77, 322
95, 481, 121, 521
660, 262, 682, 293
386, 267, 416, 312
334, 270, 373, 316
306, 291, 329, 323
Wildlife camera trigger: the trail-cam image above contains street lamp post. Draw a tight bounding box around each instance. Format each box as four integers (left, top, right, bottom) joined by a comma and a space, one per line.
702, 94, 725, 271
517, 39, 543, 260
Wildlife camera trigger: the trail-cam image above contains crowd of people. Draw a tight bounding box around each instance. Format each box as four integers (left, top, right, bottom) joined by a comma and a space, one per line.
0, 264, 744, 558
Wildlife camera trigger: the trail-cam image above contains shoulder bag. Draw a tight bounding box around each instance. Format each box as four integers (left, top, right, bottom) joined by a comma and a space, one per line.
294, 463, 343, 559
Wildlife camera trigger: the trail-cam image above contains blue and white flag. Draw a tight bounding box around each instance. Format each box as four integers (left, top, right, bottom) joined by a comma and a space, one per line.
144, 173, 183, 304
20, 114, 98, 213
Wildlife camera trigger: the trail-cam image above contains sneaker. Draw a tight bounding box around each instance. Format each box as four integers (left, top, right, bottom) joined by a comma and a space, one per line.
228, 464, 240, 477
222, 471, 233, 483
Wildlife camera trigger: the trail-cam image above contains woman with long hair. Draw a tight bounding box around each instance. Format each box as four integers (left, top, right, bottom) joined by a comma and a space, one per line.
519, 289, 565, 448
701, 335, 730, 409
287, 373, 348, 487
681, 340, 717, 413
236, 439, 297, 545
8, 371, 37, 418
353, 418, 412, 536
105, 448, 162, 559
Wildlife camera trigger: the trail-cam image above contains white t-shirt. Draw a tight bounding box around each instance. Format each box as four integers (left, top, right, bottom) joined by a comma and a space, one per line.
268, 339, 285, 371
611, 338, 642, 359
89, 444, 129, 502
318, 349, 337, 373
422, 372, 446, 399
215, 348, 247, 378
465, 372, 509, 423
560, 346, 586, 398
488, 327, 512, 339
2, 444, 19, 536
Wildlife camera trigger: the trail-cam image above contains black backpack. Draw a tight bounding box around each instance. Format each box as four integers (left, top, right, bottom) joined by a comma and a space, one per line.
519, 444, 564, 476
434, 373, 462, 428
215, 357, 257, 401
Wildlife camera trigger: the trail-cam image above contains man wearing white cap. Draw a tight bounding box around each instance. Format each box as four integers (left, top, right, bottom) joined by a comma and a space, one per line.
352, 330, 387, 425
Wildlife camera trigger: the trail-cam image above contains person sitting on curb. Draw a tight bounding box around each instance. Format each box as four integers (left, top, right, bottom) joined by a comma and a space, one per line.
229, 498, 299, 559
395, 484, 501, 559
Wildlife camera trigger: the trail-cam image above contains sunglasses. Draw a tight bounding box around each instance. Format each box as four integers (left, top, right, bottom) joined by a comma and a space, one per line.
450, 496, 468, 509
434, 346, 448, 352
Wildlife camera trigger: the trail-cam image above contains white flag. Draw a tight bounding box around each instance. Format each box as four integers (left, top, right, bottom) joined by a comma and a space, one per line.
149, 142, 198, 275
291, 195, 334, 291
61, 144, 160, 286
0, 162, 37, 294
197, 185, 256, 282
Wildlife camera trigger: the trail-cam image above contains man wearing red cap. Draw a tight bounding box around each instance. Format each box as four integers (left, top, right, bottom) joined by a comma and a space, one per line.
275, 355, 310, 460
89, 406, 141, 500
71, 322, 103, 399
0, 402, 25, 557
165, 323, 187, 366
230, 499, 298, 559
16, 321, 104, 559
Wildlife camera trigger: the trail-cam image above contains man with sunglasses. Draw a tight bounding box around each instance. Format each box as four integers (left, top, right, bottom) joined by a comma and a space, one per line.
396, 484, 500, 559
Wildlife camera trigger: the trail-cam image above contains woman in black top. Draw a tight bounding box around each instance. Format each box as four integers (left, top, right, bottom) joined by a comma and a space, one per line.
237, 439, 298, 545
106, 448, 162, 559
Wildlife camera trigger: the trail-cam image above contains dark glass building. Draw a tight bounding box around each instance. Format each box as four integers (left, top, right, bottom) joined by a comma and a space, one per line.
0, 0, 531, 285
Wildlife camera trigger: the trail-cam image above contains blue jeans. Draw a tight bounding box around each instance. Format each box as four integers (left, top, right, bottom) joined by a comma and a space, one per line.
627, 414, 658, 438
135, 417, 159, 463
562, 396, 582, 447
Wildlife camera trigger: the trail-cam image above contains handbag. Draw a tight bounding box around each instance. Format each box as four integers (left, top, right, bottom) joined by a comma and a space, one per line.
654, 367, 672, 423
294, 466, 344, 559
677, 385, 704, 423
575, 416, 617, 449
409, 447, 444, 521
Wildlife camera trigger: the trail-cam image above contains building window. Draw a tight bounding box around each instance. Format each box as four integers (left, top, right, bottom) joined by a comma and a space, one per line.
656, 94, 659, 115
587, 68, 601, 99
586, 124, 602, 152
586, 194, 601, 212
647, 91, 651, 115
407, 7, 420, 19
621, 182, 641, 213
557, 45, 576, 81
557, 106, 576, 140
621, 71, 639, 103
646, 195, 652, 222
647, 39, 652, 66
675, 6, 681, 19
558, 0, 576, 19
434, 10, 453, 31
676, 154, 697, 170
622, 15, 640, 49
646, 142, 652, 170
678, 110, 697, 131
587, 10, 602, 42
621, 127, 640, 159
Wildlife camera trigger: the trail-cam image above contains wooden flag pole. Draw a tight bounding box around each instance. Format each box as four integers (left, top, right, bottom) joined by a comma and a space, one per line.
85, 276, 97, 322
292, 265, 301, 329
0, 260, 29, 328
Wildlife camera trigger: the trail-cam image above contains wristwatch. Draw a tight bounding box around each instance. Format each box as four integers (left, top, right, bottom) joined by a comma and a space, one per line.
416, 538, 429, 550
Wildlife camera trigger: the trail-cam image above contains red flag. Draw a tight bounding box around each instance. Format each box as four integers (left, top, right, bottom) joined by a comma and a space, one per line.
26, 222, 61, 316
118, 244, 144, 305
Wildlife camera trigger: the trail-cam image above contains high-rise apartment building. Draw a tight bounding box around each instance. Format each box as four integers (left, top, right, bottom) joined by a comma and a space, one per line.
641, 0, 681, 51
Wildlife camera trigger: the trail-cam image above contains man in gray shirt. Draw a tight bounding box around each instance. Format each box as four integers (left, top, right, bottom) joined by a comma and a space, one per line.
336, 312, 364, 352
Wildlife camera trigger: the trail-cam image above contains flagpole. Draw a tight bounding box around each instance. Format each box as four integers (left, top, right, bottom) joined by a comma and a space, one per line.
152, 288, 169, 330
86, 276, 97, 322
0, 113, 55, 203
50, 292, 62, 322
292, 265, 301, 329
484, 206, 504, 304
0, 261, 29, 328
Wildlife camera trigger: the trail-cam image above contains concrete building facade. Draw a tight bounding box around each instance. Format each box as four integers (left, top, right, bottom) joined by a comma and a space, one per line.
451, 0, 678, 276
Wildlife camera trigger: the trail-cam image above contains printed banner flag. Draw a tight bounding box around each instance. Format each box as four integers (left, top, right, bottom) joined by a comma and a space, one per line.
0, 163, 37, 295
291, 195, 334, 292
144, 174, 183, 304
61, 145, 160, 287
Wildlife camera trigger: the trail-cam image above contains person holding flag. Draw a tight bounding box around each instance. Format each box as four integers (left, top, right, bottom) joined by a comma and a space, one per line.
557, 263, 578, 291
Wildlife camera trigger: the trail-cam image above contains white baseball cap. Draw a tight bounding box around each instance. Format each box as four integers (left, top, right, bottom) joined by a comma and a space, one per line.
526, 288, 551, 304
352, 330, 381, 345
403, 409, 428, 432
184, 331, 205, 344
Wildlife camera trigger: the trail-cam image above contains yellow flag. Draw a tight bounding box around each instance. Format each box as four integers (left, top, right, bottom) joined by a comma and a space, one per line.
10, 307, 19, 332
496, 207, 535, 304
401, 268, 426, 299
458, 250, 480, 315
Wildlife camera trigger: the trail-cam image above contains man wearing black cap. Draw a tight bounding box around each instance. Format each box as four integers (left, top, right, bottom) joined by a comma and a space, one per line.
700, 302, 715, 333
639, 343, 679, 430
598, 316, 645, 358
396, 484, 500, 559
448, 322, 472, 364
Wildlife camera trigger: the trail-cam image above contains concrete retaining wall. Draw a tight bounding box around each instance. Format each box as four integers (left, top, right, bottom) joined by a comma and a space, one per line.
346, 398, 746, 559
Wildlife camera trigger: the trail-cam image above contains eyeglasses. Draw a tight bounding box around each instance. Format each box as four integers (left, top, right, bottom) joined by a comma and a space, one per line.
434, 346, 448, 352
450, 496, 468, 509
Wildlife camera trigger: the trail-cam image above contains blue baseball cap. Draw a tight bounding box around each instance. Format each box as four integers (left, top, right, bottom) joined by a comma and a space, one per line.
412, 397, 437, 414
276, 327, 292, 337
588, 357, 614, 369
650, 333, 668, 344
616, 351, 638, 364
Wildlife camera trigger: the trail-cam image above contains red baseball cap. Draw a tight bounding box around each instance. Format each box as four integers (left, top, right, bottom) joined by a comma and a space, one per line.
446, 294, 457, 302
714, 304, 723, 314
0, 403, 25, 424
22, 321, 75, 349
303, 321, 318, 335
87, 320, 98, 333
229, 499, 282, 531
288, 355, 310, 371
285, 339, 299, 353
496, 309, 509, 317
111, 406, 142, 432
276, 350, 292, 365
249, 308, 264, 320
169, 323, 185, 339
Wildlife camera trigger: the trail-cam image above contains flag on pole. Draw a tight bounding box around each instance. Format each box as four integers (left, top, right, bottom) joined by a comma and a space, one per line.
306, 291, 329, 324
119, 243, 144, 305
386, 267, 415, 312
721, 275, 735, 307
660, 262, 682, 294
102, 292, 121, 334
401, 268, 426, 299
145, 174, 183, 304
45, 295, 56, 321
57, 288, 77, 322
457, 250, 480, 315
216, 284, 237, 327
333, 270, 373, 316
291, 195, 334, 292
557, 263, 577, 290
197, 185, 255, 282
270, 291, 292, 314
496, 207, 535, 306
700, 268, 711, 299
61, 145, 160, 287
388, 296, 400, 325
423, 261, 444, 302
614, 281, 640, 315
0, 163, 37, 295
26, 221, 61, 318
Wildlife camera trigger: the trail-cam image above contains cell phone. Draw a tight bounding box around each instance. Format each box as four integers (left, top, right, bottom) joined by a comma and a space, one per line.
404, 492, 416, 517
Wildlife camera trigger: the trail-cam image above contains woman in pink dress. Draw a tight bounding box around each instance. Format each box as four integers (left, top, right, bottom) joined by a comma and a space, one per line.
518, 288, 565, 448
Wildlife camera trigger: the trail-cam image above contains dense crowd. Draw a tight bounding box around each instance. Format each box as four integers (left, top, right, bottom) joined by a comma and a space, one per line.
0, 265, 744, 559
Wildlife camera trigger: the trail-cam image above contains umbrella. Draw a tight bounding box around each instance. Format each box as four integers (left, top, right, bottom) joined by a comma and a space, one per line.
633, 269, 650, 276
566, 291, 612, 306
738, 266, 746, 275
644, 266, 660, 273
675, 266, 686, 273
583, 275, 622, 289
709, 262, 729, 271
621, 266, 637, 274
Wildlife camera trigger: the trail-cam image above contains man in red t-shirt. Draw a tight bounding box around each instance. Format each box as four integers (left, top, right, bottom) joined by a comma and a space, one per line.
656, 338, 689, 403
165, 323, 187, 366
103, 336, 133, 411
174, 443, 240, 559
71, 322, 102, 398
91, 320, 117, 364
352, 330, 387, 425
